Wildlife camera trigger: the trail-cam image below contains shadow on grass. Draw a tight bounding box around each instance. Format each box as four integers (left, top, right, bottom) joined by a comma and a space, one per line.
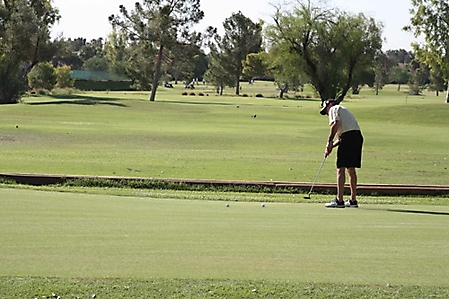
160, 99, 239, 106
160, 97, 319, 106
386, 209, 449, 216
26, 94, 128, 107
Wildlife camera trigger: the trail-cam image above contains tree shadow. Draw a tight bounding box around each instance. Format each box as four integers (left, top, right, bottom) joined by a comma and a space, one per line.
26, 94, 128, 107
160, 99, 237, 106
386, 209, 449, 216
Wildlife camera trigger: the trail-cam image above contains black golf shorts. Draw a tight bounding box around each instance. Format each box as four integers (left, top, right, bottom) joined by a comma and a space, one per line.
337, 130, 363, 168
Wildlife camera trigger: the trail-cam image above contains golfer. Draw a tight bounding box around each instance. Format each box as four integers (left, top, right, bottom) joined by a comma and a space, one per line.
320, 99, 363, 208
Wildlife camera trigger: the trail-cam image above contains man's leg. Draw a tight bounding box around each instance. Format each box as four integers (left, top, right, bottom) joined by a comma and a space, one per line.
347, 167, 357, 201
337, 167, 345, 201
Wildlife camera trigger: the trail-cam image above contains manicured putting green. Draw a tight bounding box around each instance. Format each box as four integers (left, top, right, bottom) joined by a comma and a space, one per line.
1, 188, 448, 286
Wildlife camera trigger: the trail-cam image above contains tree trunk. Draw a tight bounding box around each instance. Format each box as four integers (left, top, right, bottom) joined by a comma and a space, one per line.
235, 79, 240, 95
446, 80, 449, 103
149, 45, 164, 102
279, 82, 288, 99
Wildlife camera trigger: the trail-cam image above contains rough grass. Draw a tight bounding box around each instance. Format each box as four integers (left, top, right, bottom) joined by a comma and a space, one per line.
2, 277, 449, 298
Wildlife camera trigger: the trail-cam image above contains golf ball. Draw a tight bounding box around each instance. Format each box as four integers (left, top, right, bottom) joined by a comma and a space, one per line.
226, 203, 229, 207
261, 203, 265, 207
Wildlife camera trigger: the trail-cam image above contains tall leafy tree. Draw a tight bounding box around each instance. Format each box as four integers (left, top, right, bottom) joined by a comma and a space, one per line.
109, 0, 204, 101
0, 0, 60, 103
264, 46, 304, 98
389, 66, 410, 91
428, 65, 446, 96
373, 51, 389, 96
2, 0, 59, 69
106, 29, 156, 90
242, 52, 269, 82
208, 12, 263, 95
350, 68, 375, 94
204, 51, 234, 95
408, 60, 430, 95
406, 0, 449, 103
265, 1, 383, 102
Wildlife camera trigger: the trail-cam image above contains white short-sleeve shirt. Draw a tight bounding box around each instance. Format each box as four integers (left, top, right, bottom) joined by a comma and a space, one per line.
328, 105, 360, 136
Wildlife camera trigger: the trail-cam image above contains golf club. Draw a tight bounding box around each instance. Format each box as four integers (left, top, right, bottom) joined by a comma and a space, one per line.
304, 155, 327, 199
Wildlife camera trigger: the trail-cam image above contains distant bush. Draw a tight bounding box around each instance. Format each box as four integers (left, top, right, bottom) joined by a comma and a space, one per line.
198, 93, 204, 96
255, 94, 264, 98
182, 92, 188, 96
37, 89, 50, 95
55, 65, 74, 88
189, 92, 196, 96
242, 94, 248, 97
28, 62, 57, 91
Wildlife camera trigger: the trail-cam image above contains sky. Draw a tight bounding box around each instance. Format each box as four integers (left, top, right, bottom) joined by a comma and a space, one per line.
50, 0, 422, 51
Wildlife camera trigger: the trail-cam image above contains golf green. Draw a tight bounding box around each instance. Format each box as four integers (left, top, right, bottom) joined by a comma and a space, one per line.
1, 188, 448, 286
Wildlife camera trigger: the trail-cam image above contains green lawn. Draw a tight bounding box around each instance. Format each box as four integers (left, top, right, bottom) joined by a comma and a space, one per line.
1, 188, 448, 297
1, 84, 449, 297
1, 83, 448, 185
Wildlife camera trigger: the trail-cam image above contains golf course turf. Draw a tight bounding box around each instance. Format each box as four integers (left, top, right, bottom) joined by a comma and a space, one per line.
1, 83, 449, 297
1, 187, 449, 297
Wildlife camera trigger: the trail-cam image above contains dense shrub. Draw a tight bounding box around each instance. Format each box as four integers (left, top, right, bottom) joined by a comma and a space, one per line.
28, 62, 57, 91
0, 54, 25, 104
55, 65, 74, 88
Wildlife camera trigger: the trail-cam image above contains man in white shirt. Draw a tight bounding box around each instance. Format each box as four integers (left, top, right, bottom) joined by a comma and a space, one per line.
320, 99, 364, 208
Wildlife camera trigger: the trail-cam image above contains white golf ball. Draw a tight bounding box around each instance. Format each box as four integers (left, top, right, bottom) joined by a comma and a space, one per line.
261, 203, 265, 207
226, 203, 229, 207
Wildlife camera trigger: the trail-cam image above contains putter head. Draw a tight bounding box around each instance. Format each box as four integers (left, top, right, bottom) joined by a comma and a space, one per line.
304, 194, 311, 199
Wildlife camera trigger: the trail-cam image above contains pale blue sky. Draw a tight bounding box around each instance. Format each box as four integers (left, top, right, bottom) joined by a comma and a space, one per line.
51, 0, 421, 50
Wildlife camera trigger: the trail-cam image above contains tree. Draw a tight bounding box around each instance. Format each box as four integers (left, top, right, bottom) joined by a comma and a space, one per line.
265, 1, 383, 102
2, 0, 60, 71
106, 29, 155, 90
386, 49, 414, 65
389, 65, 410, 91
204, 51, 234, 95
28, 62, 57, 91
207, 12, 263, 95
109, 0, 204, 101
408, 60, 430, 95
83, 56, 110, 71
0, 0, 60, 103
242, 52, 268, 82
406, 0, 449, 103
428, 66, 446, 96
350, 68, 375, 94
0, 54, 24, 103
55, 65, 74, 88
264, 45, 304, 98
373, 51, 389, 95
163, 42, 207, 84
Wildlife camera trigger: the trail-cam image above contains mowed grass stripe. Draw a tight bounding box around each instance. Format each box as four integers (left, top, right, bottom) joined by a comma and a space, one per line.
1, 188, 448, 286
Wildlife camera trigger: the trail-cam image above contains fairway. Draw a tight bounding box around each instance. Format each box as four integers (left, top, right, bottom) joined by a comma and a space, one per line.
1, 188, 448, 286
1, 84, 448, 186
